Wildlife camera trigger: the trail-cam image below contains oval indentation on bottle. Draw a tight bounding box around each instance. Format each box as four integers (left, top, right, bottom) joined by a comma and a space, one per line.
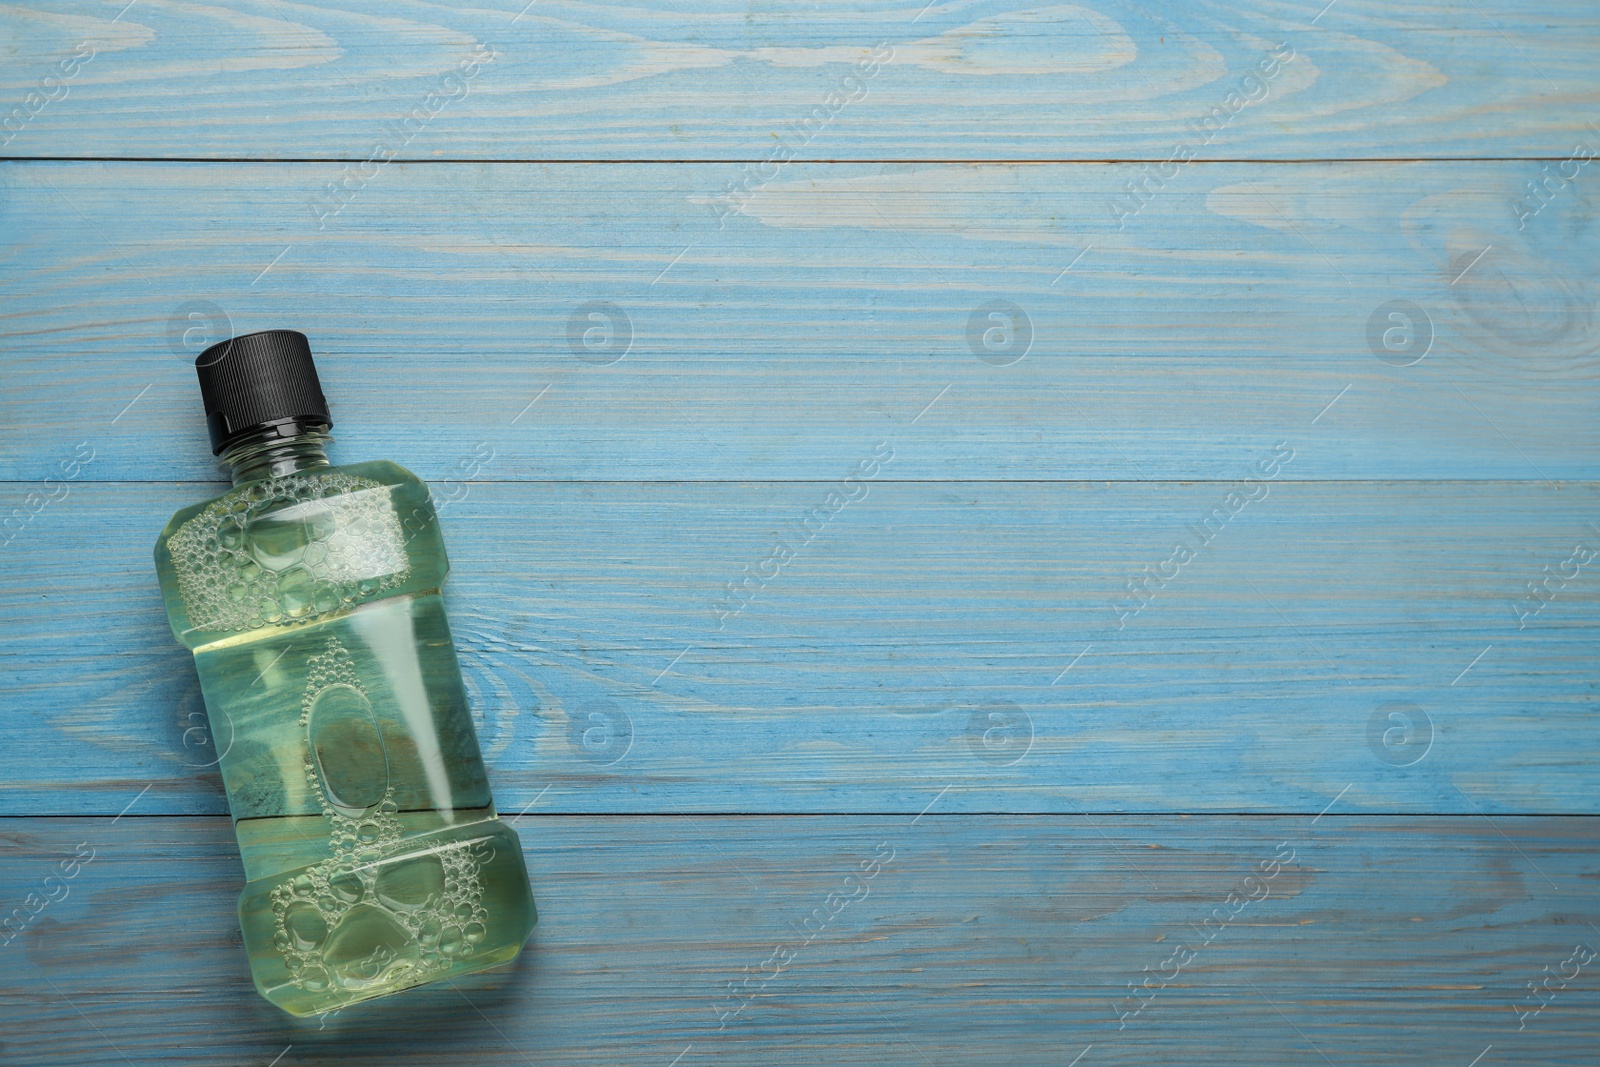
308, 682, 389, 815
322, 903, 416, 990
284, 902, 329, 950
375, 853, 445, 912
243, 499, 315, 573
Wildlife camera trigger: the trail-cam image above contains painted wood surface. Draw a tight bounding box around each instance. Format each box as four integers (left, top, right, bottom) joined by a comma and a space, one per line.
2, 815, 1598, 1066
1, 1, 1597, 160
3, 0, 1598, 1061
3, 160, 1598, 483
4, 480, 1596, 816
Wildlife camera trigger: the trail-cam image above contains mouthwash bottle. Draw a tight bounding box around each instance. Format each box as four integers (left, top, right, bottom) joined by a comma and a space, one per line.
153, 330, 536, 1016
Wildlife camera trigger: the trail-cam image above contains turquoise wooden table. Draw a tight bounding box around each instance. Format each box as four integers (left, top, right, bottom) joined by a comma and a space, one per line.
3, 1, 1599, 1063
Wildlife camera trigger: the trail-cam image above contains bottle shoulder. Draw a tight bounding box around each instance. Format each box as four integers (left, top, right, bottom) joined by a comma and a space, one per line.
154, 460, 448, 649
153, 462, 428, 559
334, 458, 427, 490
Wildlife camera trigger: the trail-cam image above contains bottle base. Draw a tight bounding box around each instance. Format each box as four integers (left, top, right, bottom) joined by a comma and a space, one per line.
237, 819, 536, 1017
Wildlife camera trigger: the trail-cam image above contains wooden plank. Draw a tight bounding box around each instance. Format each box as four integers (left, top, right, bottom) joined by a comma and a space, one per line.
3, 160, 1598, 482
4, 480, 1596, 815
1, 1, 1596, 160
1, 815, 1596, 1065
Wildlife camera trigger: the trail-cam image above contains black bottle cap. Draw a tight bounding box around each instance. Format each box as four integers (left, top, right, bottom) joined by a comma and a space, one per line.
195, 330, 332, 454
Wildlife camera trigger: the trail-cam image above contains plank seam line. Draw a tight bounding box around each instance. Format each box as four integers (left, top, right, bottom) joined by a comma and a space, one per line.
8, 812, 1598, 820
2, 156, 1595, 165
0, 479, 1592, 487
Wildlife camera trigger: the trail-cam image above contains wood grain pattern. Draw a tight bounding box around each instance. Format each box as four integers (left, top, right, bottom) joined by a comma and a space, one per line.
4, 480, 1595, 815
3, 160, 1597, 482
3, 1, 1598, 1058
2, 815, 1597, 1066
1, 1, 1597, 160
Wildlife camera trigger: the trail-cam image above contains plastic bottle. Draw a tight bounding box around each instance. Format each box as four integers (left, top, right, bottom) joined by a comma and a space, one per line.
153, 330, 536, 1015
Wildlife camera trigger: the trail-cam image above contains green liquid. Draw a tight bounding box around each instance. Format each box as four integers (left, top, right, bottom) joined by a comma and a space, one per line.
155, 459, 536, 1016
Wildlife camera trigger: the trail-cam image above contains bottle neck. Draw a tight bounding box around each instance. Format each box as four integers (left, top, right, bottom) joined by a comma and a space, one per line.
220, 427, 333, 486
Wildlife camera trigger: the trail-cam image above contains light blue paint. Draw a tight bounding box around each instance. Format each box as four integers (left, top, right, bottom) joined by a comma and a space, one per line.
0, 1, 1596, 1062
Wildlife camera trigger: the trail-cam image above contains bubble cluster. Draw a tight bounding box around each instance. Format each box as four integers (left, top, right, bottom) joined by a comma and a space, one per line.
167, 471, 410, 633
269, 637, 490, 996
